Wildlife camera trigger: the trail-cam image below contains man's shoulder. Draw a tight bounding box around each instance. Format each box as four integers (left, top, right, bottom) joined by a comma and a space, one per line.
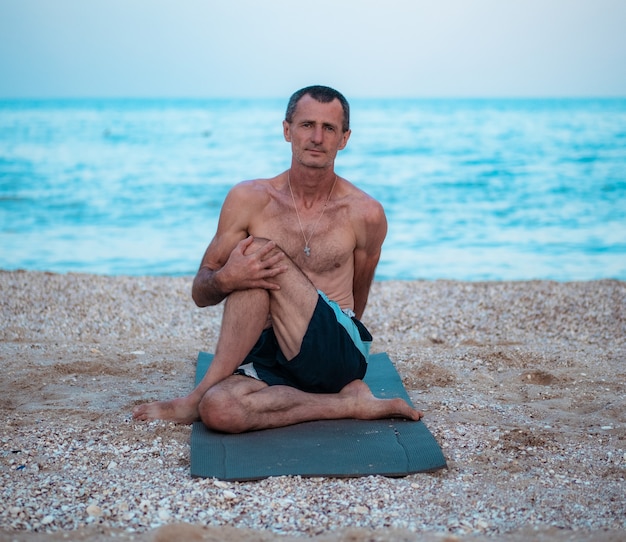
231, 177, 275, 191
340, 178, 385, 217
228, 177, 277, 202
340, 177, 377, 199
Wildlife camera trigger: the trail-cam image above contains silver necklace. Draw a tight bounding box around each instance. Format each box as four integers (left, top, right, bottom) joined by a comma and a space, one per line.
288, 171, 338, 256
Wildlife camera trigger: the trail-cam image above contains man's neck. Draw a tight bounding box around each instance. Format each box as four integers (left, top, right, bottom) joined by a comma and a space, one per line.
287, 166, 337, 199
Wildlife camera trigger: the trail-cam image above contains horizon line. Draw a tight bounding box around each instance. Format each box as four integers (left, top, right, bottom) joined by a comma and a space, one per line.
1, 94, 625, 101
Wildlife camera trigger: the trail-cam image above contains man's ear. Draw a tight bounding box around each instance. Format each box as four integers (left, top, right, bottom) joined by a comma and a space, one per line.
338, 129, 351, 150
283, 120, 291, 142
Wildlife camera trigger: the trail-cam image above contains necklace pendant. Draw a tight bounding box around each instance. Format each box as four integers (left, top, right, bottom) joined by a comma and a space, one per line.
304, 246, 311, 257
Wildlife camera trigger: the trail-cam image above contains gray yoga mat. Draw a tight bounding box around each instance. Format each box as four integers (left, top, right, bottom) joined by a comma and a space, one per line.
190, 352, 447, 480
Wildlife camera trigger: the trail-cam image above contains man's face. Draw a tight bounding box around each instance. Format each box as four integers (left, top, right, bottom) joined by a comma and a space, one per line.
283, 95, 351, 170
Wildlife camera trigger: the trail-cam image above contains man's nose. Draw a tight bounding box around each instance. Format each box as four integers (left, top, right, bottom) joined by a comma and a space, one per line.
311, 125, 324, 143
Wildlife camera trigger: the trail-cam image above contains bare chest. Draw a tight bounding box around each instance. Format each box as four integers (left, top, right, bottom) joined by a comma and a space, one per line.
249, 199, 355, 281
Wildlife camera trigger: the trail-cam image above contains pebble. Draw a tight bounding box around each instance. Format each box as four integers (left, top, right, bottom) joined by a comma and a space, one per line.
157, 509, 170, 521
86, 504, 102, 517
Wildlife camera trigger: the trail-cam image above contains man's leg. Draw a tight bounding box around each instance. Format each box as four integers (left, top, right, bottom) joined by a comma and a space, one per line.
131, 287, 271, 423
132, 238, 318, 423
199, 372, 422, 434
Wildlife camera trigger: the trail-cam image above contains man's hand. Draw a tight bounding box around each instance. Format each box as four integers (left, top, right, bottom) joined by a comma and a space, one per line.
217, 236, 288, 293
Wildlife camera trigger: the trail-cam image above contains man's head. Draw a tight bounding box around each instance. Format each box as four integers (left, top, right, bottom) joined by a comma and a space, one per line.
285, 85, 350, 133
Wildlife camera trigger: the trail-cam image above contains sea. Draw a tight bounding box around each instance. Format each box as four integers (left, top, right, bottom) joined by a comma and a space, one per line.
1, 98, 625, 282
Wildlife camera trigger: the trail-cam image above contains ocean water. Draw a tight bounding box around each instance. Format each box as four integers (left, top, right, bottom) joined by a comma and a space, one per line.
1, 98, 625, 281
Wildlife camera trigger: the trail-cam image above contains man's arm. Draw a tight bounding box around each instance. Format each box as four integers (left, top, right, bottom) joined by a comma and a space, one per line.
352, 199, 387, 320
191, 239, 240, 308
192, 236, 286, 307
191, 182, 287, 307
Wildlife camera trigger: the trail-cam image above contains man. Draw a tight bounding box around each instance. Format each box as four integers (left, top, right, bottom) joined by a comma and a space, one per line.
132, 85, 422, 433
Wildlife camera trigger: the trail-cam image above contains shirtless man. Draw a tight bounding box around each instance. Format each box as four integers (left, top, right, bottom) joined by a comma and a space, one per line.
132, 85, 422, 433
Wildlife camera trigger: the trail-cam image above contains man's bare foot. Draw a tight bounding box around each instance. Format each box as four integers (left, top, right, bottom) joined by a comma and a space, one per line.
132, 395, 200, 424
341, 380, 423, 421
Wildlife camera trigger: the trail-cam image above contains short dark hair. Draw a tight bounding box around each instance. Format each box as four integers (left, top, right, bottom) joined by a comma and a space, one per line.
285, 85, 350, 133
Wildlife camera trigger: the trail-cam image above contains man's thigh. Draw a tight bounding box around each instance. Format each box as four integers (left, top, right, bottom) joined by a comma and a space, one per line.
250, 295, 369, 393
244, 237, 319, 359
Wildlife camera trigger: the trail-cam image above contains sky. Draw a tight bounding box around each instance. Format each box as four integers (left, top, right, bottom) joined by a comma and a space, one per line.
1, 0, 625, 99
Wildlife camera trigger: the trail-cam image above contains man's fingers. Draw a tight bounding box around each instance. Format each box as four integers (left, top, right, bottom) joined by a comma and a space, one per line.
262, 251, 285, 269
268, 264, 288, 276
239, 235, 255, 252
256, 239, 278, 260
248, 278, 280, 290
250, 239, 286, 273
258, 265, 287, 287
264, 282, 281, 290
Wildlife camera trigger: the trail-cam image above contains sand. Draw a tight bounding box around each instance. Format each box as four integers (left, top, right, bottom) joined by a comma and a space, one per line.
0, 270, 624, 541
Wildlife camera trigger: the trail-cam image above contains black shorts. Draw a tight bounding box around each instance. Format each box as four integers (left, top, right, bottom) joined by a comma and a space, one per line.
238, 291, 372, 393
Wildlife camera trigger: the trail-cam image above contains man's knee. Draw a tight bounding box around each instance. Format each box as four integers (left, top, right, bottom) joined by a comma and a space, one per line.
198, 384, 249, 434
246, 236, 314, 288
243, 236, 281, 256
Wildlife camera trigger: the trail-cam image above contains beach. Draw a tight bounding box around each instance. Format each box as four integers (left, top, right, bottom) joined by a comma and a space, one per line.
1, 270, 624, 541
